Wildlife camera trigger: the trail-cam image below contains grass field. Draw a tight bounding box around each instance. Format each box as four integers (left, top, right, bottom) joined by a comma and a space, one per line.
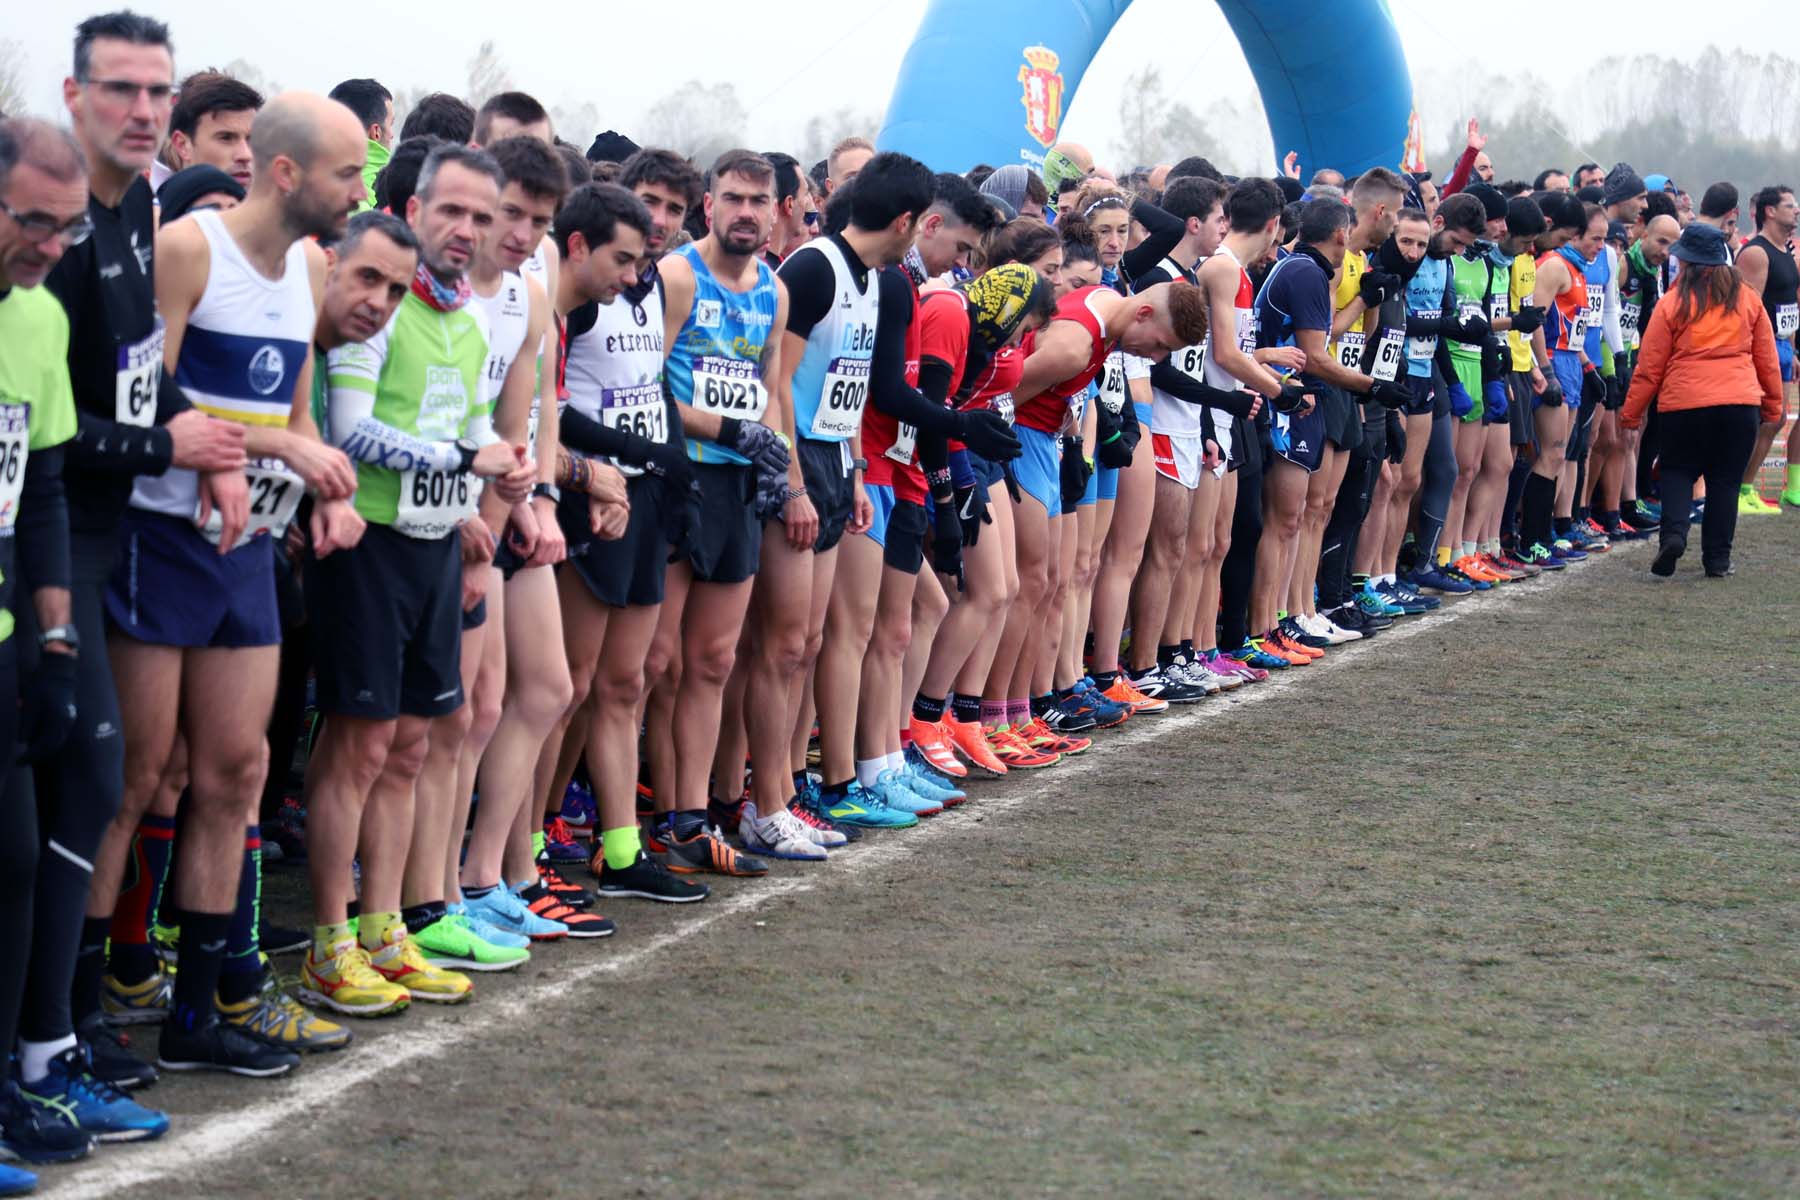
42, 514, 1800, 1200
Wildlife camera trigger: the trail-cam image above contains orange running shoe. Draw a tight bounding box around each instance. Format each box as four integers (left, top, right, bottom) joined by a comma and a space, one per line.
1479, 552, 1526, 581
906, 716, 968, 778
1262, 629, 1313, 665
1020, 716, 1091, 757
1100, 673, 1168, 715
1454, 554, 1506, 584
945, 715, 1007, 777
986, 726, 1060, 769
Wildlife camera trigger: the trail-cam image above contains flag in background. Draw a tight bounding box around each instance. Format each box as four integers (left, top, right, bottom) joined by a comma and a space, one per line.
1402, 107, 1427, 174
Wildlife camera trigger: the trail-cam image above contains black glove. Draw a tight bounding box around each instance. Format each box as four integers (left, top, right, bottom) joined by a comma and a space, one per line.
662, 478, 704, 564
1385, 408, 1407, 464
620, 431, 694, 493
1580, 368, 1606, 407
752, 463, 789, 522
1368, 379, 1410, 411
952, 408, 1021, 462
1510, 304, 1545, 335
1451, 311, 1491, 342
955, 482, 990, 547
717, 416, 790, 478
1359, 270, 1400, 308
931, 508, 965, 591
1539, 375, 1564, 407
1613, 351, 1633, 404
1272, 378, 1311, 414
1059, 436, 1091, 510
19, 650, 78, 764
1001, 462, 1023, 505
1095, 431, 1133, 469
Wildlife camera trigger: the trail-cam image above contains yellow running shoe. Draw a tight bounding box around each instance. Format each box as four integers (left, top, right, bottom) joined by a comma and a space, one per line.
298, 938, 410, 1017
100, 967, 172, 1025
368, 927, 473, 1005
220, 974, 352, 1052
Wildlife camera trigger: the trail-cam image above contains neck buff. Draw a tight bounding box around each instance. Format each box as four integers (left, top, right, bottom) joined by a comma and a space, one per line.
1376, 234, 1424, 283
412, 262, 471, 312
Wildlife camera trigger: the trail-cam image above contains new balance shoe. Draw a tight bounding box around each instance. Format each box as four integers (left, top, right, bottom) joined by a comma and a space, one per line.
367, 926, 473, 1004
100, 967, 171, 1026
821, 782, 920, 829
874, 769, 943, 818
514, 882, 615, 938
414, 909, 531, 971
157, 1015, 299, 1078
647, 820, 769, 877
19, 1045, 168, 1142
540, 817, 587, 864
901, 759, 967, 808
905, 717, 968, 778
465, 884, 568, 941
597, 849, 713, 902
74, 1012, 157, 1092
944, 715, 1007, 777
298, 938, 410, 1017
219, 972, 352, 1053
740, 805, 831, 861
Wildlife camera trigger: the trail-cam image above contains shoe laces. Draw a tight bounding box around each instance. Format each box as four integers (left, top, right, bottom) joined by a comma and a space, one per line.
59, 1047, 129, 1106
543, 817, 577, 845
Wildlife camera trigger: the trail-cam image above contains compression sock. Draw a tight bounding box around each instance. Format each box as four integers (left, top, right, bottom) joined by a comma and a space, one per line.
978, 698, 1007, 728
109, 815, 175, 985
402, 901, 446, 936
171, 910, 231, 1031
218, 827, 264, 1005
951, 693, 983, 724
1521, 473, 1555, 546
600, 825, 641, 871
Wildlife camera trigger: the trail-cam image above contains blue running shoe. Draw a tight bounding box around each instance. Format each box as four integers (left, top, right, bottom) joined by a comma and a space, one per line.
1354, 583, 1406, 618
0, 1163, 35, 1196
558, 781, 597, 834
1408, 565, 1473, 594
448, 901, 530, 950
1393, 580, 1441, 609
1441, 564, 1491, 591
875, 769, 943, 817
1071, 678, 1131, 728
1375, 580, 1430, 614
464, 885, 567, 942
1550, 539, 1588, 562
823, 782, 918, 829
902, 744, 964, 797
795, 776, 861, 842
539, 817, 586, 864
20, 1046, 168, 1143
1230, 640, 1290, 671
899, 759, 965, 808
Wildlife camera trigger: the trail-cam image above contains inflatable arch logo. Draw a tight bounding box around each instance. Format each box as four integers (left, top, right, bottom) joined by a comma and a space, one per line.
880, 0, 1415, 178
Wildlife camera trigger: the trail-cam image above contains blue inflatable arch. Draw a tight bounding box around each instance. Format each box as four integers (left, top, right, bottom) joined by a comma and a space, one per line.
877, 0, 1413, 178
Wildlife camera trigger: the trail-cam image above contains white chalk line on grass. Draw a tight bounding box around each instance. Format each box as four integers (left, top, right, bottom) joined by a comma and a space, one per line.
46, 548, 1633, 1198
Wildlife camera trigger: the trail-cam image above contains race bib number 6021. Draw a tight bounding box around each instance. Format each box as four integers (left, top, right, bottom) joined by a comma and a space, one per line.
691, 356, 769, 423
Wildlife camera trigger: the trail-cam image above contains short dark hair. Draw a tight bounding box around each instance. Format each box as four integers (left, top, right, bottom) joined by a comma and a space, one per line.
620, 147, 701, 208
1168, 155, 1223, 183
555, 142, 591, 194
1298, 197, 1351, 244
170, 73, 263, 140
1537, 190, 1588, 233
399, 93, 475, 144
847, 153, 936, 231
1225, 177, 1284, 234
329, 79, 391, 132
1505, 195, 1546, 238
1643, 190, 1679, 222
1160, 175, 1225, 224
809, 159, 828, 192
1576, 162, 1601, 179
1437, 192, 1487, 237
822, 180, 855, 237
416, 143, 503, 206
1574, 185, 1605, 205
1751, 185, 1793, 230
1496, 179, 1532, 198
987, 217, 1059, 267
709, 149, 773, 190
1279, 201, 1304, 244
1061, 230, 1098, 267
489, 134, 569, 205
1700, 181, 1739, 219
929, 170, 1000, 235
552, 182, 651, 257
764, 151, 803, 203
334, 208, 419, 258
376, 135, 445, 214
474, 91, 550, 145
1532, 167, 1566, 190
73, 10, 171, 81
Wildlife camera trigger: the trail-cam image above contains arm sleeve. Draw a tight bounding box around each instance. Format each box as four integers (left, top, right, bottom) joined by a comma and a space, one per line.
775, 245, 835, 341
70, 411, 176, 476
1120, 200, 1186, 282
869, 270, 959, 436
1145, 359, 1255, 415
16, 444, 71, 593
326, 335, 465, 472
558, 405, 646, 461
1602, 250, 1625, 356
1441, 146, 1477, 197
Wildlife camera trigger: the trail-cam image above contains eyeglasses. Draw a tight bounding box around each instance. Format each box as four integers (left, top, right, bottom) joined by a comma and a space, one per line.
82, 78, 177, 104
803, 211, 820, 227
0, 199, 94, 246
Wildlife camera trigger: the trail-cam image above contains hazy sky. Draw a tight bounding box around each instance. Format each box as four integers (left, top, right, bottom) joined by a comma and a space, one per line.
13, 0, 1797, 170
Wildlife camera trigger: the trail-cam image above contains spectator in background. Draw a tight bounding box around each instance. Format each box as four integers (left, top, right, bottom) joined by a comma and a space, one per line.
328, 78, 393, 207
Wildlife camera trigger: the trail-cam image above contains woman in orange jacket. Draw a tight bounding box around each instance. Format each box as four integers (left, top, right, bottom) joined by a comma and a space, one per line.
1623, 223, 1785, 577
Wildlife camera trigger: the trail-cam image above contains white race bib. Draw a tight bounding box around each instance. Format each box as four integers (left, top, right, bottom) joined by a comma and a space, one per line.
395, 466, 475, 540
116, 321, 164, 428
1335, 330, 1367, 372
199, 457, 305, 544
1621, 301, 1641, 342
1173, 341, 1207, 382
1372, 328, 1405, 382
1585, 283, 1604, 327
885, 421, 917, 465
1406, 333, 1438, 360
0, 404, 28, 531
1458, 300, 1483, 326
602, 382, 667, 478
690, 356, 768, 422
1096, 352, 1127, 415
809, 356, 871, 440
989, 392, 1015, 425
1488, 292, 1510, 323
1777, 303, 1799, 340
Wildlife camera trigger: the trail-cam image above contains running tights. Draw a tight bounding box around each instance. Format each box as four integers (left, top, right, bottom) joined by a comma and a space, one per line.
1415, 413, 1457, 562
0, 648, 37, 1064
1218, 438, 1265, 650
1317, 434, 1381, 610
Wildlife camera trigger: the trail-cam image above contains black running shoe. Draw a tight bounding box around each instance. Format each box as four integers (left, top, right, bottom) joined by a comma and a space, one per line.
0, 1080, 94, 1164
1279, 616, 1330, 650
1128, 665, 1206, 705
156, 1016, 299, 1078
76, 1012, 158, 1092
1327, 605, 1387, 637
258, 922, 310, 957
596, 850, 711, 903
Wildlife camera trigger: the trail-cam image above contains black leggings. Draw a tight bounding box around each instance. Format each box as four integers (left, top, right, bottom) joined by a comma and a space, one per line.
1656, 405, 1759, 568
0, 646, 37, 1065
16, 540, 125, 1044
1218, 428, 1265, 650
1415, 408, 1457, 563
261, 554, 310, 825
1317, 414, 1383, 609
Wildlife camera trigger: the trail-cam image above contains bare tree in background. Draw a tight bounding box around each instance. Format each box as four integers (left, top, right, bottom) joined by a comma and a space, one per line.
641, 81, 747, 165
1115, 65, 1222, 171
222, 57, 280, 97
0, 39, 27, 116
466, 40, 511, 108
799, 108, 880, 166
551, 99, 600, 149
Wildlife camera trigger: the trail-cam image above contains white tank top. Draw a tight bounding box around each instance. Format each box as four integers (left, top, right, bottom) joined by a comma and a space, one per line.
472, 269, 531, 430
1150, 255, 1207, 439
563, 278, 667, 476
787, 236, 879, 443
131, 208, 312, 542
520, 241, 553, 441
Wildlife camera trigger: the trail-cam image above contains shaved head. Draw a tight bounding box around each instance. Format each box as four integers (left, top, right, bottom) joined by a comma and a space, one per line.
1050, 142, 1094, 174
251, 90, 363, 171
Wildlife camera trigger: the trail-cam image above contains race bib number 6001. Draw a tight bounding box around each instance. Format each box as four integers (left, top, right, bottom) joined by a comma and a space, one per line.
810, 356, 871, 440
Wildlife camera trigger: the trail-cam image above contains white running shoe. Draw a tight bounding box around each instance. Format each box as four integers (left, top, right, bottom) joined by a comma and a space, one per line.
1301, 612, 1361, 645
739, 806, 830, 861
1169, 655, 1223, 695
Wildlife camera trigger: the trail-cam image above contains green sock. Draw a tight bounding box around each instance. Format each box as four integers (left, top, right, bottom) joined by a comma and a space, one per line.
1785, 464, 1800, 495
601, 825, 641, 871
358, 910, 401, 953
531, 829, 545, 858
313, 921, 354, 958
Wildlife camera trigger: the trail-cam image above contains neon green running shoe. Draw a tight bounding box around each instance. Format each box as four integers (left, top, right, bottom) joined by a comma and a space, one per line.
413, 911, 530, 973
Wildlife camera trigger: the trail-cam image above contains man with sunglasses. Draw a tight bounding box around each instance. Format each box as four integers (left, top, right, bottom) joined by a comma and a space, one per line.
11, 11, 248, 1129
